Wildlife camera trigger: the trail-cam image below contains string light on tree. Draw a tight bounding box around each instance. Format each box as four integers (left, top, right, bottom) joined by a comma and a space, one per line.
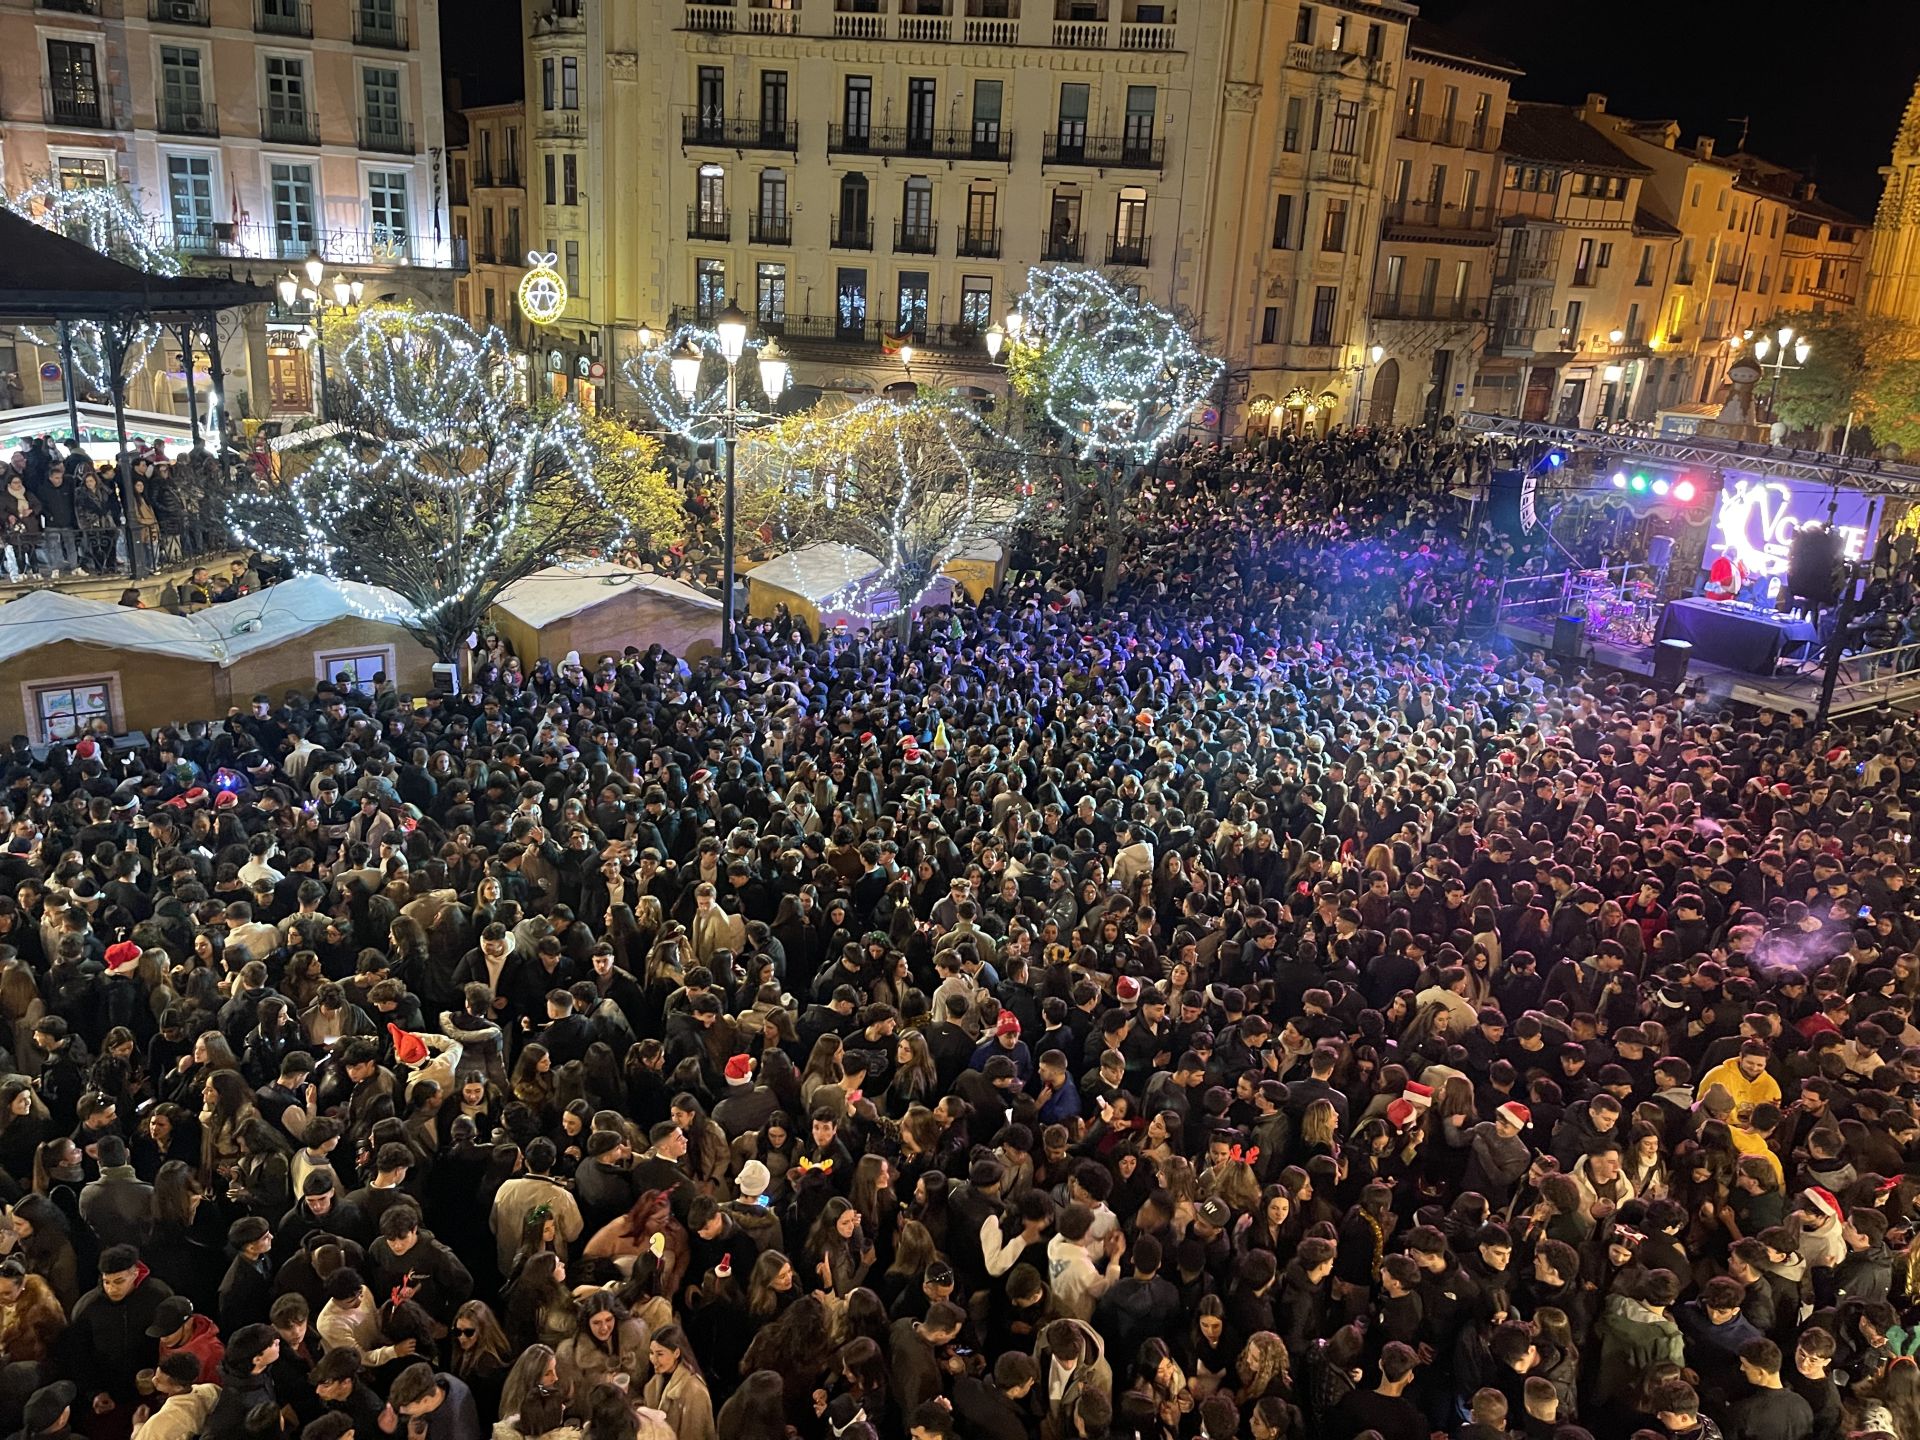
621, 319, 783, 441
226, 307, 659, 661
5, 179, 185, 391
517, 251, 568, 327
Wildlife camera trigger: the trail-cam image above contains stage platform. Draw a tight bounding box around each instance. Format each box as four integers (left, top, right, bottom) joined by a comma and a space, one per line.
1497, 614, 1920, 717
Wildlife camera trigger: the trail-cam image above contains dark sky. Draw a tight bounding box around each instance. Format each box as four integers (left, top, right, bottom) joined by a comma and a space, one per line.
1420, 0, 1920, 219
439, 1, 1919, 218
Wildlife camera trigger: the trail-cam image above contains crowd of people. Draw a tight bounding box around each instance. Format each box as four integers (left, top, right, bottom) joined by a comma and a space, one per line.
0, 426, 1908, 1440
2, 437, 227, 581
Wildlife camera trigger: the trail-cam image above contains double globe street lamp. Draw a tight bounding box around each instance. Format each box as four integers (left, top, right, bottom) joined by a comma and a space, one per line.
664, 301, 788, 658
277, 253, 363, 418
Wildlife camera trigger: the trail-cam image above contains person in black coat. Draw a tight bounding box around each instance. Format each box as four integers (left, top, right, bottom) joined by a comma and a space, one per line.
217, 1217, 276, 1332
950, 1353, 1039, 1440
63, 1244, 174, 1419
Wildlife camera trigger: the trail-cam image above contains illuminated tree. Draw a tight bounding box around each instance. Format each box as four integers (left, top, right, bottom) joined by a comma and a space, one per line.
1009, 266, 1222, 593
229, 308, 673, 661
744, 395, 1029, 624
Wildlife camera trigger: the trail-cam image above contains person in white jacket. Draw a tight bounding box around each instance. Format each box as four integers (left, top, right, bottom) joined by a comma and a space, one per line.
1043, 1203, 1125, 1319
130, 1354, 221, 1440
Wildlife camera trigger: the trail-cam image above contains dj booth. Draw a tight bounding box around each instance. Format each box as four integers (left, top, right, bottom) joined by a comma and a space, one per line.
1656, 597, 1820, 674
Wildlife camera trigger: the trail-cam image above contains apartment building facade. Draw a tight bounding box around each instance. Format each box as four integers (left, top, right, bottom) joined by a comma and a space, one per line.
1196, 0, 1415, 437
520, 0, 1228, 412
450, 101, 530, 347
1362, 19, 1515, 427
0, 0, 451, 418
1476, 98, 1674, 426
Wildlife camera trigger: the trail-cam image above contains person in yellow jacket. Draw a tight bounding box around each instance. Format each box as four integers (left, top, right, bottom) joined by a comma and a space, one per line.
1696, 1040, 1782, 1114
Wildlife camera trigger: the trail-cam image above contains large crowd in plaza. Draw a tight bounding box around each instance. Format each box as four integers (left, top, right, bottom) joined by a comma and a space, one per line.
0, 424, 1910, 1440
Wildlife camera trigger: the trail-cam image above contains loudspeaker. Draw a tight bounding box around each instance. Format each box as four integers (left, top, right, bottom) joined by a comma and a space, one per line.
1553, 613, 1586, 661
1646, 534, 1674, 571
1788, 524, 1842, 604
1653, 638, 1692, 691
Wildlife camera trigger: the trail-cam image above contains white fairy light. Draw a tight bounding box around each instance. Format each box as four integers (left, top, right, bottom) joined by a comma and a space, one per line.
621, 320, 782, 441
226, 308, 633, 639
1012, 265, 1223, 465
7, 180, 185, 392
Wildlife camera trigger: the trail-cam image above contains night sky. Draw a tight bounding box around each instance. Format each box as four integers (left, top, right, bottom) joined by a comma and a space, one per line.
1420, 0, 1920, 219
440, 1, 1920, 220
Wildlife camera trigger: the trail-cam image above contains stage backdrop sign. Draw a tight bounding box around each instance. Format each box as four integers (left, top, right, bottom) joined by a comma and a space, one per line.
1707, 476, 1877, 580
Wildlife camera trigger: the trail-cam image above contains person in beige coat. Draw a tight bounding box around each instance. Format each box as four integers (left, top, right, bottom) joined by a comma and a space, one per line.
130, 1354, 221, 1440
641, 1326, 715, 1440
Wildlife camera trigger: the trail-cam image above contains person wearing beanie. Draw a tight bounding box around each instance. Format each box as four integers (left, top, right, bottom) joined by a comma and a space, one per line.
720, 1159, 782, 1257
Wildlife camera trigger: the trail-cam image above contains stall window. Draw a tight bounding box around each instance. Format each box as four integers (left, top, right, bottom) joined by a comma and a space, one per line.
27, 675, 117, 744
315, 647, 395, 687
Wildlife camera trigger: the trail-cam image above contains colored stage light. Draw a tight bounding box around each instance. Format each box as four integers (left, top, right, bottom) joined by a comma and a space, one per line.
1673, 478, 1697, 502
1612, 472, 1628, 488
1630, 475, 1648, 492
1546, 450, 1565, 467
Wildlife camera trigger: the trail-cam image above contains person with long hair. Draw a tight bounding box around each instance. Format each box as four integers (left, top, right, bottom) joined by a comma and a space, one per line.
448, 1299, 514, 1422
643, 1325, 716, 1440
499, 1344, 565, 1429
738, 1292, 834, 1423
714, 1370, 787, 1440
6, 1194, 77, 1311
745, 1249, 799, 1319
802, 1195, 873, 1297
558, 1289, 651, 1395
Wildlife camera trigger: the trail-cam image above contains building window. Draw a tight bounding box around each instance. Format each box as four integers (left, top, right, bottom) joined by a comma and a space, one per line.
1572, 238, 1594, 286
544, 154, 556, 206
695, 257, 726, 321
1636, 245, 1654, 285
166, 155, 214, 248
1329, 100, 1360, 155
563, 153, 578, 206
906, 77, 936, 148
698, 66, 725, 128
1056, 83, 1089, 153
54, 156, 111, 190
160, 47, 206, 131
560, 57, 579, 110
902, 176, 933, 235
1283, 97, 1304, 153
1596, 241, 1613, 268
1382, 253, 1403, 302
368, 171, 409, 252
758, 170, 786, 223
760, 71, 787, 132
314, 648, 394, 687
755, 262, 786, 326
1271, 193, 1294, 249
972, 80, 1002, 149
843, 76, 871, 142
1294, 5, 1312, 42
1310, 285, 1337, 345
27, 677, 115, 744
1124, 87, 1156, 150
363, 66, 403, 147
564, 239, 580, 295
1321, 198, 1347, 252
270, 163, 316, 249
47, 41, 101, 125
697, 166, 725, 223
960, 275, 992, 334
1114, 186, 1147, 251
1261, 307, 1280, 344
265, 56, 308, 127
896, 271, 929, 336
1366, 22, 1382, 58
542, 58, 555, 111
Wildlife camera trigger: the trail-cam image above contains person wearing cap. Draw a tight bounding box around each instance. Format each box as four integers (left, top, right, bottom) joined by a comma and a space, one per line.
149, 1293, 224, 1384
969, 1012, 1033, 1086
17, 1381, 75, 1440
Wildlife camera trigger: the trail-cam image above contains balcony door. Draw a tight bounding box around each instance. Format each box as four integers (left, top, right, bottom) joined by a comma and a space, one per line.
48, 40, 100, 123
271, 162, 316, 255
906, 78, 936, 152
836, 269, 868, 340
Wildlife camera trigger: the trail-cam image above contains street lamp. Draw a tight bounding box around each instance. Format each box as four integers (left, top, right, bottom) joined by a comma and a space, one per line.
667, 307, 789, 658
1751, 324, 1812, 417
1349, 344, 1386, 428
281, 258, 362, 417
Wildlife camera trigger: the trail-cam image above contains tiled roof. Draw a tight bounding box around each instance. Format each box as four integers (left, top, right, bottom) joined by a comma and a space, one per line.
1502, 104, 1652, 175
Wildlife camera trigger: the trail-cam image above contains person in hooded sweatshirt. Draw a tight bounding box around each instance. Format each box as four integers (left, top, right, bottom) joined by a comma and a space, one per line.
65, 1244, 174, 1424
1592, 1266, 1685, 1414
149, 1296, 224, 1384
202, 1323, 279, 1440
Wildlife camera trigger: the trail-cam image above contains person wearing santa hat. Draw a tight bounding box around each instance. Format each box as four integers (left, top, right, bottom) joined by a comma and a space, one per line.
712, 1052, 780, 1141
1797, 1187, 1847, 1271
1461, 1101, 1533, 1209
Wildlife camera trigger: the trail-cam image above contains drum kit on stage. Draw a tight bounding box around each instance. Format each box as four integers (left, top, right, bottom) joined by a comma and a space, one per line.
1570, 569, 1659, 647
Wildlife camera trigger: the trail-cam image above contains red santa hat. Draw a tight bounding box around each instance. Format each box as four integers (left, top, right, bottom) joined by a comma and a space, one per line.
1115, 976, 1142, 1004
387, 1023, 428, 1067
724, 1053, 754, 1085
1385, 1098, 1417, 1128
1496, 1101, 1532, 1130
1804, 1186, 1842, 1222
1403, 1081, 1434, 1110
104, 941, 142, 972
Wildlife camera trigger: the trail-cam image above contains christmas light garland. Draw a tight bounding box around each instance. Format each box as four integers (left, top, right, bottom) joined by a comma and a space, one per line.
6, 181, 185, 392
620, 320, 780, 442
750, 395, 1029, 620
1012, 265, 1224, 465
227, 309, 632, 626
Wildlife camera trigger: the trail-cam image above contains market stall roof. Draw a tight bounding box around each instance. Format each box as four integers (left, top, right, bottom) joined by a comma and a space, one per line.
494, 564, 723, 628
744, 543, 882, 602
0, 206, 269, 323
0, 574, 417, 667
